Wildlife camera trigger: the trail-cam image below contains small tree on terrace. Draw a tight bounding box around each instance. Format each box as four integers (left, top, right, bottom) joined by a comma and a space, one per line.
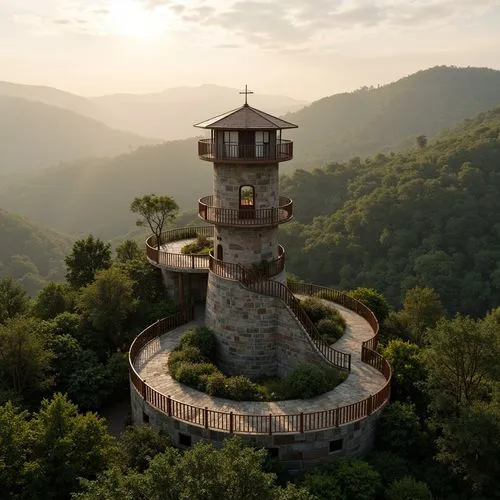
130, 195, 179, 252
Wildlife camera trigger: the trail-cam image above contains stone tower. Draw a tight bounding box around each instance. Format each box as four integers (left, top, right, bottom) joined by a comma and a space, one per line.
195, 97, 297, 378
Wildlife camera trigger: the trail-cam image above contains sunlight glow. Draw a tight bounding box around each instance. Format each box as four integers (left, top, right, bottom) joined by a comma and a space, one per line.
108, 0, 168, 38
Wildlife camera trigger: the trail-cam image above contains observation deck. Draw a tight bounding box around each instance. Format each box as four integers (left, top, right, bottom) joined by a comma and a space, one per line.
198, 139, 293, 163
129, 284, 391, 438
198, 196, 293, 227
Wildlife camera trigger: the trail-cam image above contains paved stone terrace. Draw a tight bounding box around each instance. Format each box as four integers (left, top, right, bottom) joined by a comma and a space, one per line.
134, 298, 386, 420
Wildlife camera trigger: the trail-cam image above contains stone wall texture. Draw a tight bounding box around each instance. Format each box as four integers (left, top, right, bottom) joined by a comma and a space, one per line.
214, 227, 279, 267
130, 384, 384, 473
205, 271, 329, 378
213, 162, 279, 210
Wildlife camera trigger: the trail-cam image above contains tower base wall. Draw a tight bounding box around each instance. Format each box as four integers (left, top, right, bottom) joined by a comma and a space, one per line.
130, 383, 385, 474
205, 272, 279, 377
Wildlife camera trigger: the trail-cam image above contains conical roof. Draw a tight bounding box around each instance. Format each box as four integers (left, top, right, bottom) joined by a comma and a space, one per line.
194, 104, 298, 130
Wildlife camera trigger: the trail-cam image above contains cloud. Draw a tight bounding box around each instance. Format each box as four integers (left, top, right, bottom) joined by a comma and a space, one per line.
142, 0, 171, 9
175, 0, 499, 50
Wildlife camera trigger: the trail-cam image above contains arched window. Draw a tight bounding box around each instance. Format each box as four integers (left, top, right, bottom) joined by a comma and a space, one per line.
216, 244, 223, 261
239, 185, 255, 208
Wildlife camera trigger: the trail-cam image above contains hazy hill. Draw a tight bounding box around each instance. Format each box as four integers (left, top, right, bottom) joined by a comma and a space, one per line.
285, 66, 500, 169
0, 208, 73, 295
91, 84, 307, 139
0, 80, 101, 120
0, 96, 159, 172
280, 105, 500, 316
0, 139, 210, 239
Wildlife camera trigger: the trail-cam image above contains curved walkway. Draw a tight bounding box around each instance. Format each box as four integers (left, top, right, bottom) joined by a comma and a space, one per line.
134, 300, 386, 417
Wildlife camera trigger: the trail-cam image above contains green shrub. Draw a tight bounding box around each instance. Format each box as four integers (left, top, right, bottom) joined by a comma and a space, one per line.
173, 362, 221, 391
205, 372, 228, 397
179, 326, 217, 361
285, 363, 330, 399
225, 376, 259, 400
386, 476, 432, 500
181, 235, 213, 255
168, 346, 205, 375
317, 318, 344, 343
300, 297, 333, 323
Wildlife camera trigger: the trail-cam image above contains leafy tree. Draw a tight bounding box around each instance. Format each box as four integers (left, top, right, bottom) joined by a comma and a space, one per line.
77, 437, 303, 500
116, 239, 143, 262
117, 425, 172, 472
0, 401, 31, 496
130, 194, 179, 251
400, 287, 444, 345
368, 451, 409, 487
435, 399, 500, 495
381, 340, 427, 409
375, 402, 423, 458
416, 134, 428, 149
0, 316, 53, 398
0, 276, 29, 324
65, 235, 111, 289
301, 458, 381, 500
349, 287, 391, 323
78, 267, 137, 351
32, 281, 73, 320
25, 393, 114, 500
386, 476, 432, 500
425, 315, 498, 415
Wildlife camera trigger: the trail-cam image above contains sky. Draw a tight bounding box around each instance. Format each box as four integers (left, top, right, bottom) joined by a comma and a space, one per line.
1, 0, 500, 101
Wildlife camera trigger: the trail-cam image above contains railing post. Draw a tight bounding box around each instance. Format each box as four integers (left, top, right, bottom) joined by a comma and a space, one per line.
141, 379, 147, 399
334, 407, 339, 427
269, 413, 273, 435
204, 406, 209, 429
367, 395, 373, 416
167, 395, 172, 417
299, 412, 304, 433
229, 412, 234, 434
191, 255, 195, 269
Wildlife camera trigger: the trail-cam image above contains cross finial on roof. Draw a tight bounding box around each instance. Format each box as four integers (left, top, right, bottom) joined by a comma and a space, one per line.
239, 84, 253, 106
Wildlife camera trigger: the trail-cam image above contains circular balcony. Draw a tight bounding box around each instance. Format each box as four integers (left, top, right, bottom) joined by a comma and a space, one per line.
198, 139, 293, 163
208, 246, 285, 282
146, 226, 213, 273
198, 196, 293, 227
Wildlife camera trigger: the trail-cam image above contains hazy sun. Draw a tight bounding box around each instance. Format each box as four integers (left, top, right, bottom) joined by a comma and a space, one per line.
108, 0, 167, 38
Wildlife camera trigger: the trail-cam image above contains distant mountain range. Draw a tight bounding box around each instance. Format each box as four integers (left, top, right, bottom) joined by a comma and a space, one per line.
0, 95, 158, 172
0, 81, 307, 143
285, 65, 500, 169
3, 66, 500, 241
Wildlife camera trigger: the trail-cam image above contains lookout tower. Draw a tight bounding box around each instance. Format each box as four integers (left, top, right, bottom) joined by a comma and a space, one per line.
195, 93, 297, 377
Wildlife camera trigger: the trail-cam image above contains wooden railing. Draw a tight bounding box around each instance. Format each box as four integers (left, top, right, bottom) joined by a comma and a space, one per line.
198, 196, 293, 226
287, 282, 380, 352
208, 247, 285, 282
129, 298, 391, 434
209, 256, 351, 372
198, 139, 293, 162
146, 226, 214, 270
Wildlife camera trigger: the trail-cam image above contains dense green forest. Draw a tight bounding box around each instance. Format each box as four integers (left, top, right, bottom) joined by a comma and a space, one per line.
0, 95, 158, 173
281, 105, 500, 316
286, 66, 500, 169
1, 233, 499, 499
2, 66, 500, 241
0, 209, 72, 295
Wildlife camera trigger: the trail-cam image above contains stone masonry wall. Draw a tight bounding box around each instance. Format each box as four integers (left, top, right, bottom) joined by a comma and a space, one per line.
205, 272, 279, 377
130, 383, 384, 473
213, 162, 279, 209
276, 302, 332, 377
215, 227, 280, 266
